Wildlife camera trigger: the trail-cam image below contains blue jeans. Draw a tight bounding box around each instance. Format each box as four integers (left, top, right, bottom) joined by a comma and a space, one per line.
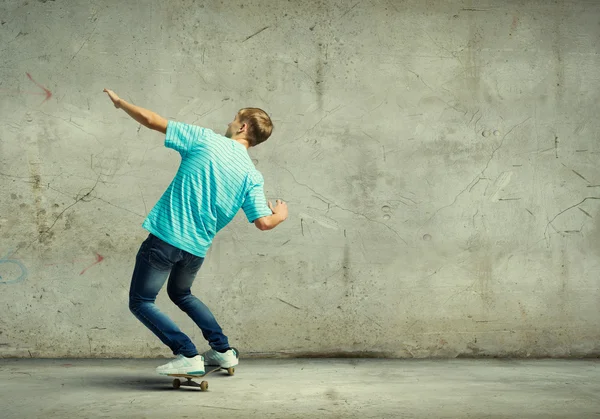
129, 234, 229, 357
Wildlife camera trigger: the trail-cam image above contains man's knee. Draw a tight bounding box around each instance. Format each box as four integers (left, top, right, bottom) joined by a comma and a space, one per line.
129, 296, 149, 314
168, 287, 190, 304
129, 297, 139, 314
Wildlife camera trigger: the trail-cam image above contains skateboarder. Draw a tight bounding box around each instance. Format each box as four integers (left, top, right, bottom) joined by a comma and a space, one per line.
103, 89, 288, 375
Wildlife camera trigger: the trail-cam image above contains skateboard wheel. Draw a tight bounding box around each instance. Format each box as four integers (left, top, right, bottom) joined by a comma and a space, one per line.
200, 381, 208, 391
227, 367, 235, 376
172, 379, 181, 389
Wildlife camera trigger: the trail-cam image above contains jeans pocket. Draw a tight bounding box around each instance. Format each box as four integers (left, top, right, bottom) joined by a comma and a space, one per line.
147, 236, 177, 271
185, 255, 205, 274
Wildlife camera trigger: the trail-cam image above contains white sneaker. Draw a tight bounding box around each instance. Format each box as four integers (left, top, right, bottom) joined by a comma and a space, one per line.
202, 348, 239, 368
155, 354, 205, 376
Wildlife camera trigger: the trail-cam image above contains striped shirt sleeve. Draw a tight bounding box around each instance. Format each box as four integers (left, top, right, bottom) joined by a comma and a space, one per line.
165, 121, 204, 157
241, 172, 272, 223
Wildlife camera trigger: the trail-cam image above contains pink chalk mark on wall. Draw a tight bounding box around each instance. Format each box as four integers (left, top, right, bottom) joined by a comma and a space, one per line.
510, 16, 519, 34
80, 253, 104, 275
26, 73, 52, 103
0, 73, 52, 104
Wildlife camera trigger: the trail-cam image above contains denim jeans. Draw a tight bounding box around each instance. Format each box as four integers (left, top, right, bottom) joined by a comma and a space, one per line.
129, 233, 229, 357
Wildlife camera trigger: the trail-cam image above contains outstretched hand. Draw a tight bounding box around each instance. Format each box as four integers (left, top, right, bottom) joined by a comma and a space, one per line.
103, 88, 121, 108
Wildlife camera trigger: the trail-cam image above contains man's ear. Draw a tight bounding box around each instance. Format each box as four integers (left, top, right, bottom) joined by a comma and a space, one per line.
238, 123, 248, 133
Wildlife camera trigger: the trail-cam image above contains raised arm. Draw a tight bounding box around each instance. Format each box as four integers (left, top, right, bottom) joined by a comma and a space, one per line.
103, 89, 168, 134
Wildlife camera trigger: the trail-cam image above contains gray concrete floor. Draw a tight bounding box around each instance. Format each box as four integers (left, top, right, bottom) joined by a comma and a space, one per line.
1, 359, 599, 418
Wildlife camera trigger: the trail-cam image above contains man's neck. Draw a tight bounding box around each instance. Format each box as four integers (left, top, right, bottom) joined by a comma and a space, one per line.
233, 136, 250, 149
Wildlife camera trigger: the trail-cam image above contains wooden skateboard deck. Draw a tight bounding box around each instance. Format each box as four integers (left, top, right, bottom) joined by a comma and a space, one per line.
168, 366, 235, 391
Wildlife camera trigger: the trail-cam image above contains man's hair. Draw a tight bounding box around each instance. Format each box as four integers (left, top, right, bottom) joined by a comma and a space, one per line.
238, 108, 273, 147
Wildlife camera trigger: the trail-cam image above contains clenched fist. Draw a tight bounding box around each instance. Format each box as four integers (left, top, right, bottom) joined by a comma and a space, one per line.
268, 199, 288, 221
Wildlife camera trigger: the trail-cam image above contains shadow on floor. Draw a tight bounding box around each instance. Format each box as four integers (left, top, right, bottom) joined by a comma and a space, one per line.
83, 371, 232, 392
84, 375, 174, 392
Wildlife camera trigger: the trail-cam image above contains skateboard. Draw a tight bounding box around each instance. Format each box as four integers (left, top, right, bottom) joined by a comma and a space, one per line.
168, 366, 235, 391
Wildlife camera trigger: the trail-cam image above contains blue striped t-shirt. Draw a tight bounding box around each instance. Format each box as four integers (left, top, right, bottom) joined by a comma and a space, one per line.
142, 121, 273, 257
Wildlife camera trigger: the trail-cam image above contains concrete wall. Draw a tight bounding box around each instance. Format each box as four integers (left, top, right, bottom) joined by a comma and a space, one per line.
1, 0, 599, 358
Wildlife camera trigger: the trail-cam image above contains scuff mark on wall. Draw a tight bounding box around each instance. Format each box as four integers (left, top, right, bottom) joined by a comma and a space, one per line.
0, 251, 28, 285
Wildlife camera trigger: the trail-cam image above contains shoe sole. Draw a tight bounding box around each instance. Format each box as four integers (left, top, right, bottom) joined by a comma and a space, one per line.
205, 361, 238, 368
157, 369, 206, 376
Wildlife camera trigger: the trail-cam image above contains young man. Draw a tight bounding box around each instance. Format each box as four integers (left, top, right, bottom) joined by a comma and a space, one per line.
103, 89, 288, 375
